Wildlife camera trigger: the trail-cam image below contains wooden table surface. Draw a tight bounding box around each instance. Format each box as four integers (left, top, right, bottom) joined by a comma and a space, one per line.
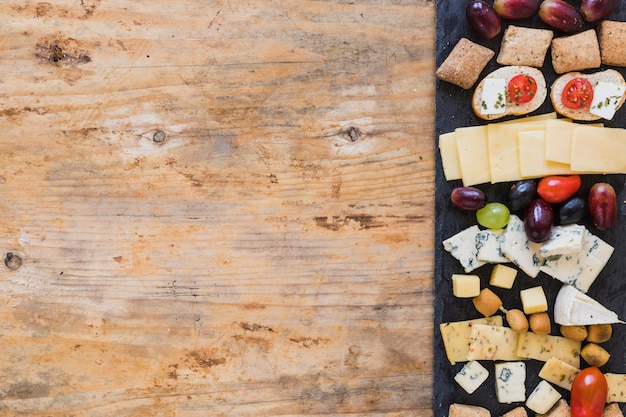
0, 1, 436, 415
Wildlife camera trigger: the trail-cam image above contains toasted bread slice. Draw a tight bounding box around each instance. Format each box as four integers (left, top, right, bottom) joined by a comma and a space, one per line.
551, 69, 626, 121
472, 66, 546, 121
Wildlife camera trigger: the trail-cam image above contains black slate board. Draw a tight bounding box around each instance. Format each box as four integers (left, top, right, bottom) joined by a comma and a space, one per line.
434, 3, 626, 417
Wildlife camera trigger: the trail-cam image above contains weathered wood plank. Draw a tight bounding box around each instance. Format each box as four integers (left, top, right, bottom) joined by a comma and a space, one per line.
0, 1, 435, 415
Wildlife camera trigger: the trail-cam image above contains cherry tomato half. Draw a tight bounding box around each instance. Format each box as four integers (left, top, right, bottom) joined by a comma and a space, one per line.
508, 74, 538, 104
537, 175, 582, 203
571, 367, 607, 417
562, 78, 594, 109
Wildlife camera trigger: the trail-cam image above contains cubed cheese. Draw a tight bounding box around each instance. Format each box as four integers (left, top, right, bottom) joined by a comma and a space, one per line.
468, 324, 521, 361
490, 264, 518, 289
526, 380, 561, 414
589, 81, 625, 120
476, 229, 509, 263
443, 225, 486, 273
606, 374, 626, 404
501, 215, 544, 277
520, 286, 548, 314
538, 356, 580, 390
480, 78, 507, 115
495, 361, 526, 403
439, 316, 504, 364
539, 225, 585, 258
554, 284, 623, 325
516, 332, 581, 367
454, 360, 489, 394
452, 274, 481, 298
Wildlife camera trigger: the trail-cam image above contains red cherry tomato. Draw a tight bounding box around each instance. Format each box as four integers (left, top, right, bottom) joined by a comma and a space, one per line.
571, 367, 608, 417
537, 175, 582, 203
562, 78, 594, 109
508, 74, 538, 104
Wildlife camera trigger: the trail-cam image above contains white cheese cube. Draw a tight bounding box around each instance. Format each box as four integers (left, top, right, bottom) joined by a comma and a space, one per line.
520, 286, 548, 314
480, 78, 507, 115
554, 284, 623, 325
490, 264, 518, 289
538, 356, 580, 390
439, 316, 504, 364
517, 332, 581, 367
526, 380, 561, 414
454, 360, 489, 394
468, 324, 521, 361
476, 229, 509, 263
501, 215, 544, 278
589, 81, 625, 120
443, 225, 486, 272
452, 274, 481, 298
539, 224, 585, 258
495, 362, 526, 403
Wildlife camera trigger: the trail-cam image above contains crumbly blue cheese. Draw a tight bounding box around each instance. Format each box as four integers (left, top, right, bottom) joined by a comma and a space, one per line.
539, 224, 585, 258
525, 380, 561, 414
501, 215, 543, 277
540, 228, 614, 293
495, 362, 526, 403
589, 81, 626, 120
476, 229, 509, 263
443, 225, 486, 272
454, 360, 489, 394
480, 78, 507, 115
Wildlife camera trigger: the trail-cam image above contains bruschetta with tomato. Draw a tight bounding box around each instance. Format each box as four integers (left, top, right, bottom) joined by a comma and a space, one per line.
550, 69, 626, 121
472, 66, 547, 121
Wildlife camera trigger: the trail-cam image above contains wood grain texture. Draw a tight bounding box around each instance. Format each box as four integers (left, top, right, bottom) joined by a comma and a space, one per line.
0, 1, 435, 415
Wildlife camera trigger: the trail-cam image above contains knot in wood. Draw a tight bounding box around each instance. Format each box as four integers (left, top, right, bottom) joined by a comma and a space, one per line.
4, 252, 22, 270
341, 126, 363, 142
153, 130, 167, 143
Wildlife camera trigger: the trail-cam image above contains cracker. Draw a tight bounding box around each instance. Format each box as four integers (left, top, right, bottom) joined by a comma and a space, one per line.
436, 38, 494, 90
551, 29, 601, 74
497, 25, 553, 67
598, 20, 626, 67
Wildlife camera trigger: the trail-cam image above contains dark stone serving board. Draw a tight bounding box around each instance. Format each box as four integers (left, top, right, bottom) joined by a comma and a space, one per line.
434, 3, 626, 417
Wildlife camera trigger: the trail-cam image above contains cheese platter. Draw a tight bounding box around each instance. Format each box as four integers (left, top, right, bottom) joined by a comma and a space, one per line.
434, 1, 626, 416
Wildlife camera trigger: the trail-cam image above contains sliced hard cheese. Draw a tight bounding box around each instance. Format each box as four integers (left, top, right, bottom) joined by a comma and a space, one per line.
518, 130, 575, 178
443, 225, 486, 272
553, 284, 624, 325
495, 361, 526, 403
454, 360, 489, 394
545, 119, 575, 164
605, 373, 626, 403
456, 125, 490, 186
439, 131, 462, 181
501, 112, 557, 124
439, 316, 504, 364
516, 332, 581, 367
571, 125, 626, 174
487, 121, 545, 183
476, 229, 509, 263
501, 215, 544, 278
468, 324, 521, 361
538, 356, 580, 390
525, 380, 561, 414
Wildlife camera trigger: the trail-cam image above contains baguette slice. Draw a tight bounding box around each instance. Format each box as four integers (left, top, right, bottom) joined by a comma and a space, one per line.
550, 69, 626, 121
472, 66, 546, 121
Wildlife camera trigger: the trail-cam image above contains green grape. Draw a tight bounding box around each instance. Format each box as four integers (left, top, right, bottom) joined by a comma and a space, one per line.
476, 203, 510, 229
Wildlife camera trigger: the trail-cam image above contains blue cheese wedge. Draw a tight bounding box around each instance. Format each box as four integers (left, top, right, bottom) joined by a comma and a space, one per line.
439, 316, 504, 364
516, 331, 581, 367
454, 360, 489, 394
525, 380, 561, 414
501, 215, 543, 277
589, 81, 626, 120
539, 224, 585, 258
476, 229, 510, 263
540, 228, 614, 293
480, 78, 507, 115
443, 225, 486, 272
538, 357, 580, 390
495, 361, 526, 403
468, 324, 521, 361
553, 284, 624, 325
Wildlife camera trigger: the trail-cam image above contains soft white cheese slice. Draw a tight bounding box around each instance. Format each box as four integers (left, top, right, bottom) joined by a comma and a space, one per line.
526, 380, 561, 414
443, 225, 486, 272
589, 81, 626, 120
480, 78, 507, 115
539, 224, 585, 258
454, 360, 489, 394
554, 284, 624, 325
476, 229, 509, 263
501, 214, 543, 278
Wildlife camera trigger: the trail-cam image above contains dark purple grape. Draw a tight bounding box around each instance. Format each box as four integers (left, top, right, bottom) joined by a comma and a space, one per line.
588, 183, 617, 231
524, 199, 554, 243
494, 0, 540, 19
539, 0, 584, 33
466, 0, 502, 40
580, 0, 620, 22
558, 197, 586, 225
451, 187, 487, 210
508, 180, 537, 212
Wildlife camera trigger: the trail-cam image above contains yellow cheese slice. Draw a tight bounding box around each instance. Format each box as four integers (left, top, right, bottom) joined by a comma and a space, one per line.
518, 130, 575, 178
516, 332, 581, 367
455, 125, 489, 186
545, 119, 575, 164
500, 112, 557, 124
438, 132, 461, 181
439, 316, 504, 364
571, 126, 626, 173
